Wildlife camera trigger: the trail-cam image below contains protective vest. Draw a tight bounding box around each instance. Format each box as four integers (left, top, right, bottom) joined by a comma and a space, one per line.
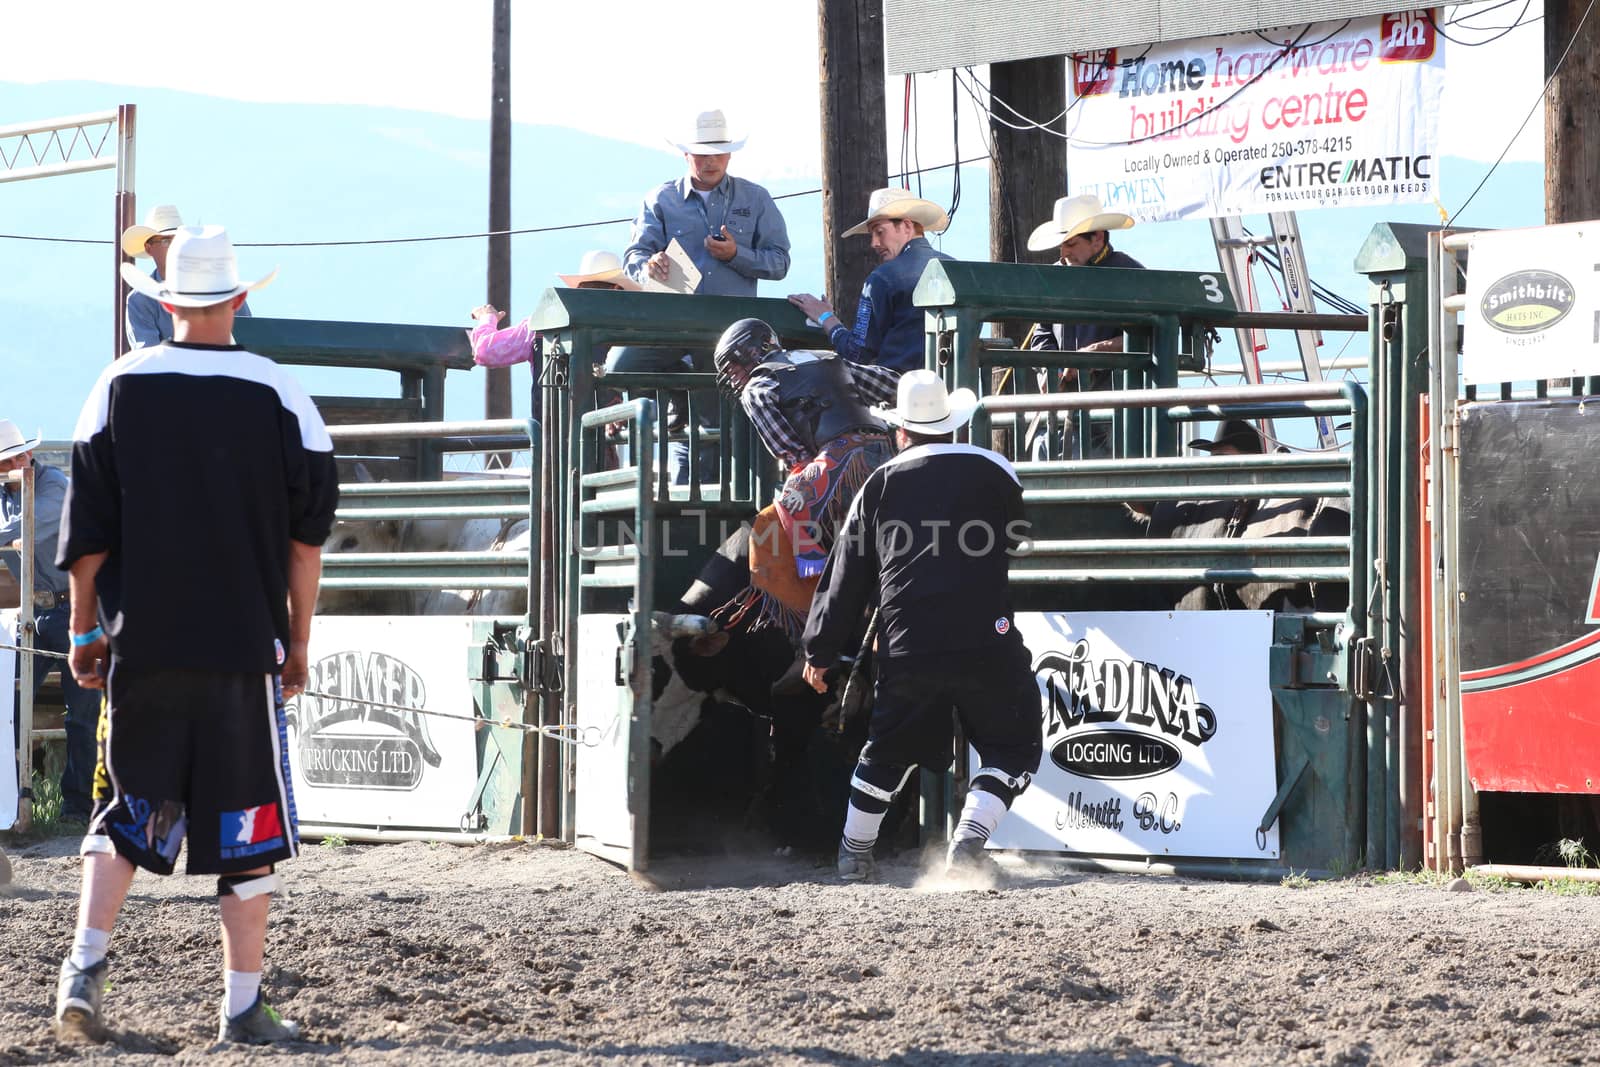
756, 350, 886, 452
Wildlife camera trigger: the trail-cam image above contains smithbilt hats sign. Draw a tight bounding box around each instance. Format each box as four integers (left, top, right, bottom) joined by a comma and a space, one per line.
1479, 270, 1575, 334
1463, 222, 1600, 386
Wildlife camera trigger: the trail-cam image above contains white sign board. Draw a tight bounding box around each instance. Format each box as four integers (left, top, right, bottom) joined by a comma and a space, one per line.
1065, 11, 1445, 221
285, 616, 481, 832
1462, 222, 1600, 385
573, 614, 637, 865
1, 611, 15, 830
988, 612, 1280, 859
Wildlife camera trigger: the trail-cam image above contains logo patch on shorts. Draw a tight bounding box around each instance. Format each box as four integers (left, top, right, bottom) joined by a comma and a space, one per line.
995, 617, 1010, 635
274, 639, 286, 666
220, 804, 285, 860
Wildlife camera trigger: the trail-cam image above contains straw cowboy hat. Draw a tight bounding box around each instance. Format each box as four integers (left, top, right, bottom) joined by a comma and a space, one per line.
118, 225, 277, 309
842, 187, 950, 239
877, 369, 978, 435
1025, 193, 1135, 253
558, 249, 640, 290
120, 204, 184, 258
0, 419, 42, 463
671, 109, 746, 155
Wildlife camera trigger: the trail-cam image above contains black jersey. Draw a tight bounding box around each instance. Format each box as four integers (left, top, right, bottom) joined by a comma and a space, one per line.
59, 342, 339, 674
803, 443, 1028, 665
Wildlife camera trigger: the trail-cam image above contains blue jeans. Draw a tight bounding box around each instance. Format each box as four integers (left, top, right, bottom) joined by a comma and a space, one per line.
33, 604, 102, 818
603, 346, 720, 486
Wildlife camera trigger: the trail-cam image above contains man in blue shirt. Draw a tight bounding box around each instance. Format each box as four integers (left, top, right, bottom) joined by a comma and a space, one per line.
788, 188, 953, 373
620, 110, 791, 484
0, 420, 100, 822
123, 205, 251, 350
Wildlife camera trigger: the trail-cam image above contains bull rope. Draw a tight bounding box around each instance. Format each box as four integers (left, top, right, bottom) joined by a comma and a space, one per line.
0, 641, 601, 747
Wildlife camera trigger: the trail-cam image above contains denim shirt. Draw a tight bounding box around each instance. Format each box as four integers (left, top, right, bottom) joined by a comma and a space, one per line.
624, 174, 791, 297
126, 266, 253, 350
0, 462, 70, 595
826, 236, 954, 372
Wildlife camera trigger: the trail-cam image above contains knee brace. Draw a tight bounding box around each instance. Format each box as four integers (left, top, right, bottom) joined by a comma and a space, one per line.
849, 760, 917, 814
218, 867, 281, 900
971, 766, 1034, 807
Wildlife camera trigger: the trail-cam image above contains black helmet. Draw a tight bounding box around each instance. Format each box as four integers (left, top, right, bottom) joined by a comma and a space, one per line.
713, 318, 779, 393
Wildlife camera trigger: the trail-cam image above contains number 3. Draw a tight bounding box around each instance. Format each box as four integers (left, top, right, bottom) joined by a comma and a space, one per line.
1199, 274, 1225, 304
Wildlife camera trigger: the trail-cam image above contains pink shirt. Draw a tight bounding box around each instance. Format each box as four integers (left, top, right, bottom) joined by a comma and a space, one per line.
469, 317, 538, 369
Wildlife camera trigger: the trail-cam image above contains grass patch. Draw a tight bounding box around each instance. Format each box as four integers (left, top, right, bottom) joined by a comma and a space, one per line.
1533, 877, 1600, 896
0, 773, 72, 844
319, 833, 349, 849
1280, 869, 1313, 889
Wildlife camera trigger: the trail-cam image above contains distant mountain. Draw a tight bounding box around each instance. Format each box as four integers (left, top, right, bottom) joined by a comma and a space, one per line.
2, 81, 1543, 437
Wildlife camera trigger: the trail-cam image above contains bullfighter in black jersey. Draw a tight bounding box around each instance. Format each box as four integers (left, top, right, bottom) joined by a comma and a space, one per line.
53, 226, 337, 1045
802, 370, 1041, 882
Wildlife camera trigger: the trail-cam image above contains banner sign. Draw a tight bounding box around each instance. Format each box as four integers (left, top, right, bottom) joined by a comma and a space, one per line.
1462, 223, 1600, 385
988, 611, 1280, 859
285, 616, 481, 832
1, 612, 14, 830
1065, 11, 1445, 221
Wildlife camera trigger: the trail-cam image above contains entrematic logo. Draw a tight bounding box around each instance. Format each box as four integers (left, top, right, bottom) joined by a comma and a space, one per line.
1480, 270, 1575, 335
1034, 639, 1217, 781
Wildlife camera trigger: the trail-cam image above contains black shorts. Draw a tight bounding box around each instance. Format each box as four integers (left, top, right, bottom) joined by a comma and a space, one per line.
862, 644, 1043, 778
89, 659, 299, 875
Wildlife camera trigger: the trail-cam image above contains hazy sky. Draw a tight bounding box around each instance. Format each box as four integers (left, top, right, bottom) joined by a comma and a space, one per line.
4, 0, 1547, 187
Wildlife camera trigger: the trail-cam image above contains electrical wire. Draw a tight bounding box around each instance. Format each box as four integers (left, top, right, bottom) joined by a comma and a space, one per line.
1448, 0, 1598, 226
1426, 2, 1535, 46
0, 156, 994, 249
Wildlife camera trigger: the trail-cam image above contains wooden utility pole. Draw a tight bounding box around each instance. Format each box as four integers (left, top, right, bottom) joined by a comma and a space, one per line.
486, 0, 512, 420
818, 0, 889, 321
1544, 0, 1600, 223
988, 57, 1067, 269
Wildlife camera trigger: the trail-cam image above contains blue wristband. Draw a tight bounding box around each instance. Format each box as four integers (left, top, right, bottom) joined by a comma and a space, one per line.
70, 626, 103, 647
818, 311, 836, 326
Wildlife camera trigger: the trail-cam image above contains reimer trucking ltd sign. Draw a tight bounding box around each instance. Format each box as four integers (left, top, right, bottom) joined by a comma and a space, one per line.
986, 612, 1279, 859
285, 616, 480, 832
1065, 11, 1445, 221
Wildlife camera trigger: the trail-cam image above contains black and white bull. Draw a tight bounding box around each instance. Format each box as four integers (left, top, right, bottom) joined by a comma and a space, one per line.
646, 527, 890, 854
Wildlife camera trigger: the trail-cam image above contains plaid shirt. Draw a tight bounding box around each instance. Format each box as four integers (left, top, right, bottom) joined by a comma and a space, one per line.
741, 358, 900, 470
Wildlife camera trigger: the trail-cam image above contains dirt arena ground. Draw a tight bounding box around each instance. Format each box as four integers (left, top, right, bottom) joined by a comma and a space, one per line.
3, 835, 1600, 1066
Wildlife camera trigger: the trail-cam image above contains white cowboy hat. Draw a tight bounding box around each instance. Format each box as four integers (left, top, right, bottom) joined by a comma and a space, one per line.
557, 249, 640, 290
1025, 193, 1135, 253
671, 109, 746, 155
120, 204, 184, 258
877, 369, 978, 435
119, 225, 277, 309
842, 187, 950, 239
0, 419, 42, 462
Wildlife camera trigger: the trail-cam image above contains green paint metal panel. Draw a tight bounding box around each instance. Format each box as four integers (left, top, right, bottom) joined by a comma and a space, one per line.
913, 260, 1239, 322
234, 317, 473, 371
528, 287, 826, 350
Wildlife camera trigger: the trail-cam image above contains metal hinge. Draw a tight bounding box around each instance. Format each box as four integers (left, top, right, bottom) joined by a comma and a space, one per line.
1351, 636, 1379, 701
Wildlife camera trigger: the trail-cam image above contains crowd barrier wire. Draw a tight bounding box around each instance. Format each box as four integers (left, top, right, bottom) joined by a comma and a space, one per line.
0, 641, 601, 747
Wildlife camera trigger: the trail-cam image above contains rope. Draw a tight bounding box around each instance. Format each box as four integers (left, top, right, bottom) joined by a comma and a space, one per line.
0, 641, 600, 747
0, 640, 67, 661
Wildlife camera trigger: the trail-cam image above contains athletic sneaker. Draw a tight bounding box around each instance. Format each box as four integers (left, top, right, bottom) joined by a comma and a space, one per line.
218, 995, 300, 1044
54, 957, 108, 1041
836, 842, 877, 882
945, 838, 1001, 883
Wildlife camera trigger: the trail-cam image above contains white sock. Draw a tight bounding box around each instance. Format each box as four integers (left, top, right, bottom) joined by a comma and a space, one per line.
950, 788, 1008, 853
224, 970, 262, 1019
69, 927, 110, 970
841, 802, 887, 854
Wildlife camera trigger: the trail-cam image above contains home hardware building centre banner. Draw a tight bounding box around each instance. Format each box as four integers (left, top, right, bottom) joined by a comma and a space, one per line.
1066, 11, 1445, 221
988, 612, 1279, 860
